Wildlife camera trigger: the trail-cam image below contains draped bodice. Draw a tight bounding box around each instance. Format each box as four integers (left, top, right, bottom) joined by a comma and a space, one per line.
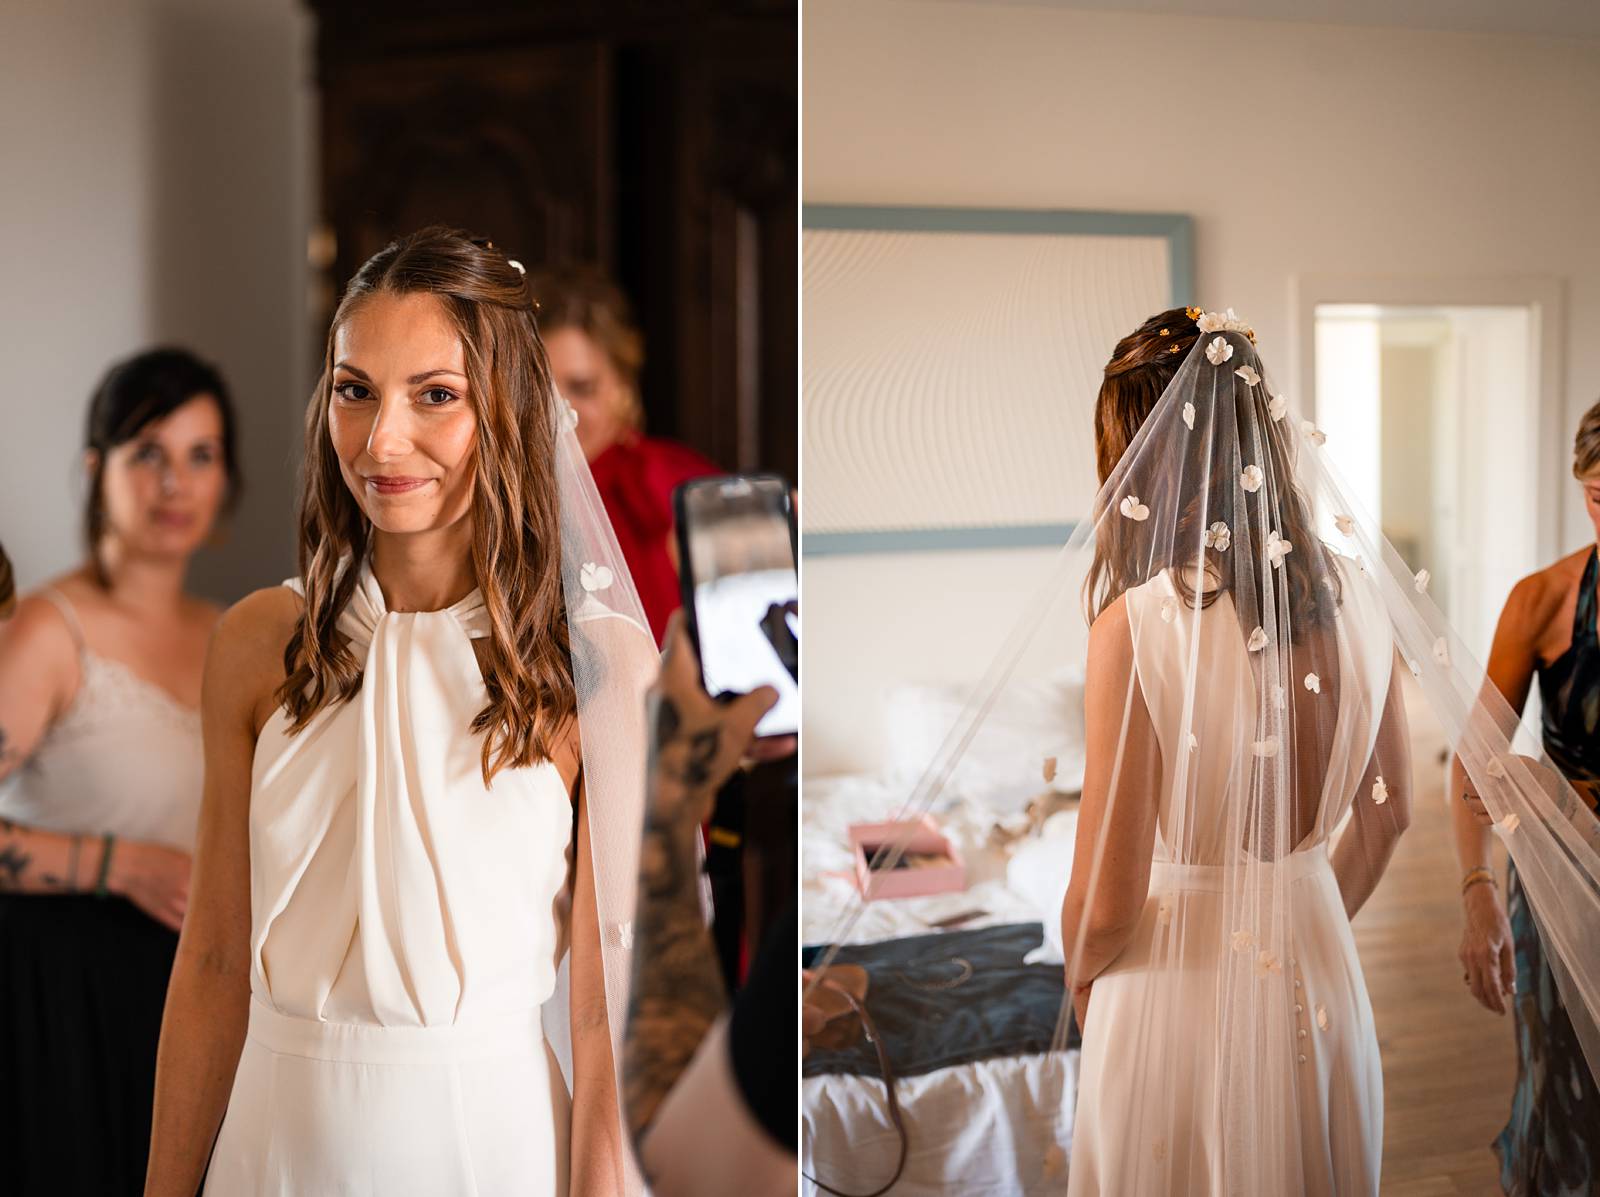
248, 566, 572, 1027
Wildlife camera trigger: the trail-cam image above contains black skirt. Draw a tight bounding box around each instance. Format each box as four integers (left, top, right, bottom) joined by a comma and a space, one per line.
0, 892, 178, 1196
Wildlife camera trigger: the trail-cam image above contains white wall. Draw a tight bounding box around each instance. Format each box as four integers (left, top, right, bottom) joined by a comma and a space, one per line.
0, 0, 314, 604
803, 0, 1600, 775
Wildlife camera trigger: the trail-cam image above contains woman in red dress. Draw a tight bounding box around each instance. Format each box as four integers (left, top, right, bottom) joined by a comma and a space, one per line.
529, 266, 720, 644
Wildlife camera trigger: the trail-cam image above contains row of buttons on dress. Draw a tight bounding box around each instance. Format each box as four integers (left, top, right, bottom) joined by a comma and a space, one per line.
1291, 957, 1330, 1064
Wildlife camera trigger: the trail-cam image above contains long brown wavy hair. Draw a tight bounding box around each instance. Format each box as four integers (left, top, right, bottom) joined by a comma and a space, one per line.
278, 227, 573, 782
1085, 307, 1339, 634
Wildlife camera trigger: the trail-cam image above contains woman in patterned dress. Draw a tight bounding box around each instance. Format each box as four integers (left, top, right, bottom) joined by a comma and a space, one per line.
1455, 399, 1600, 1196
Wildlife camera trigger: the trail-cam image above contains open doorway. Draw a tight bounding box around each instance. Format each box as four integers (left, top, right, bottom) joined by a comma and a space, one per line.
1312, 303, 1542, 661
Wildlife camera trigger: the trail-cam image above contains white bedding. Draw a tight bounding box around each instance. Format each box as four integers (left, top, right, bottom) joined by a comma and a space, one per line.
803, 771, 1081, 1195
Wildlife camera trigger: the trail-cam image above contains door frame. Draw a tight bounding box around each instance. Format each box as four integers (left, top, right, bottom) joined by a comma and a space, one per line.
1291, 274, 1566, 565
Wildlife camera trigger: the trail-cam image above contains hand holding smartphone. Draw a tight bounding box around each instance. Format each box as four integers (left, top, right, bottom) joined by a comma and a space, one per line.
673, 474, 798, 739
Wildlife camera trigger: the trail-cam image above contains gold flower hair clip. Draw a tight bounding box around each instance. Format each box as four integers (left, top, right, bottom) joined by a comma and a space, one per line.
1185, 306, 1204, 321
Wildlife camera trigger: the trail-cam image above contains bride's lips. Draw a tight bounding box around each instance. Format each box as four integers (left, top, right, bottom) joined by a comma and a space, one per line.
365, 475, 432, 496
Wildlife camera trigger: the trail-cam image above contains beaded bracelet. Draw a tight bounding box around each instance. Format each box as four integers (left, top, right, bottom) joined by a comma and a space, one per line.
93, 833, 115, 898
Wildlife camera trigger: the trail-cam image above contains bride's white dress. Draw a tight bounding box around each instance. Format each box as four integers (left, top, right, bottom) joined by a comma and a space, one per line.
205, 567, 574, 1195
1067, 559, 1391, 1196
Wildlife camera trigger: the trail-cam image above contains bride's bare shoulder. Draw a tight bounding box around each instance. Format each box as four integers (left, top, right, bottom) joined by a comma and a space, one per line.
216, 586, 301, 650
1087, 593, 1134, 659
205, 586, 302, 719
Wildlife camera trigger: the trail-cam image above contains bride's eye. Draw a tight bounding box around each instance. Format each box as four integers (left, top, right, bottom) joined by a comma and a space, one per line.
420, 387, 459, 407
334, 382, 372, 402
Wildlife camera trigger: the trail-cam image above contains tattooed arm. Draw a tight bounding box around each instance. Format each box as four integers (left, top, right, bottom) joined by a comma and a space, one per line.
0, 592, 103, 893
0, 593, 192, 924
622, 614, 777, 1157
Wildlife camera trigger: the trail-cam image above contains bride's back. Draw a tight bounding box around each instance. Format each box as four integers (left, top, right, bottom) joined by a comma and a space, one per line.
1124, 556, 1394, 866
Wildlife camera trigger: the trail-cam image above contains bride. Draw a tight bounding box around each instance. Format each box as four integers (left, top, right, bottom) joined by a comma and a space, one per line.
803, 304, 1600, 1195
143, 228, 657, 1196
1060, 307, 1408, 1195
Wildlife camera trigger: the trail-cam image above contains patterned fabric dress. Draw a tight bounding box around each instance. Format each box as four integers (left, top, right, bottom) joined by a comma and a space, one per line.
1495, 548, 1600, 1196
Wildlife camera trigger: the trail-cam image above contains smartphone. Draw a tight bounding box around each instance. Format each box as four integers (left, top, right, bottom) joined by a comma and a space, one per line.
673, 474, 798, 739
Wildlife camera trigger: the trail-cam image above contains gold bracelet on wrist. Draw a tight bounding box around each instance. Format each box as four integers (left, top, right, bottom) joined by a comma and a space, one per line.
1461, 866, 1496, 896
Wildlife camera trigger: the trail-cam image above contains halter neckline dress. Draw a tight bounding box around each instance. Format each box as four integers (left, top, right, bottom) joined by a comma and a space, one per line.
205, 565, 575, 1195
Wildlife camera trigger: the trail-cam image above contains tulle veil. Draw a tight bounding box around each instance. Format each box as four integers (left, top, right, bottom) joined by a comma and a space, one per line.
803, 308, 1600, 1194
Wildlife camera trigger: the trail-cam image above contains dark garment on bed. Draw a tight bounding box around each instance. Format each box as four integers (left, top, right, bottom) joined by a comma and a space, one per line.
802, 921, 1073, 1080
731, 902, 797, 1152
0, 892, 178, 1196
1494, 546, 1600, 1197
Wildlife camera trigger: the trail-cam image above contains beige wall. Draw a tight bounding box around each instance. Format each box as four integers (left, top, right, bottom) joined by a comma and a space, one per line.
802, 0, 1600, 775
0, 0, 314, 604
805, 0, 1600, 530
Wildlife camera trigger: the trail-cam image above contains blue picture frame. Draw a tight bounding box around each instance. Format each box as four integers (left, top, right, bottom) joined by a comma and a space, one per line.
802, 204, 1194, 556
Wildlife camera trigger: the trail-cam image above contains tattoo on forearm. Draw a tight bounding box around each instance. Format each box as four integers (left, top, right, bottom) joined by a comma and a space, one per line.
647, 697, 721, 793
0, 842, 32, 889
623, 696, 732, 1142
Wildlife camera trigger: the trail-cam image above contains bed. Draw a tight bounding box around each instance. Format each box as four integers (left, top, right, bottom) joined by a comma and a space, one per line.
802, 672, 1087, 1195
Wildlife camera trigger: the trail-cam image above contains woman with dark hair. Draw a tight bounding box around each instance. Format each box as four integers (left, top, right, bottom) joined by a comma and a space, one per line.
145, 229, 658, 1196
529, 264, 719, 643
0, 347, 240, 1194
1453, 399, 1600, 1196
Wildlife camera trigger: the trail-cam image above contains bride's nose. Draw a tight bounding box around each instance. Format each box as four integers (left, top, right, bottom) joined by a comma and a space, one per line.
366, 399, 415, 463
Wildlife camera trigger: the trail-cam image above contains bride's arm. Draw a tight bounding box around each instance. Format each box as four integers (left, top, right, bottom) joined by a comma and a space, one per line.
569, 771, 627, 1197
1331, 659, 1412, 920
145, 592, 283, 1196
1060, 596, 1162, 1015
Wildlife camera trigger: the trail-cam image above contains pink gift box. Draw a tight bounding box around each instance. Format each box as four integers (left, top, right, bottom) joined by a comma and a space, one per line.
849, 815, 966, 901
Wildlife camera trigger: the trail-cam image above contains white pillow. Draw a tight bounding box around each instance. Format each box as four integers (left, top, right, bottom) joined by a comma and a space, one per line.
1008, 810, 1079, 965
882, 666, 1086, 814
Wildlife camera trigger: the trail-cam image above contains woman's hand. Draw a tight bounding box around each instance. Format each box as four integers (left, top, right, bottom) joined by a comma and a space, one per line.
1072, 982, 1092, 1033
1459, 881, 1515, 1015
647, 613, 778, 821
108, 839, 191, 932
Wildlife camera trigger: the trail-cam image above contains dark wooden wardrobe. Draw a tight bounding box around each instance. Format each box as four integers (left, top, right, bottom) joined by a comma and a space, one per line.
305, 0, 797, 481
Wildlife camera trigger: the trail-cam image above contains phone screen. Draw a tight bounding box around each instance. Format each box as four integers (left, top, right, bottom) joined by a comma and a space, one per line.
679, 476, 798, 738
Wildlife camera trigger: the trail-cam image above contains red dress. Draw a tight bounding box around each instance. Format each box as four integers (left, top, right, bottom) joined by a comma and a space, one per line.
587, 435, 721, 645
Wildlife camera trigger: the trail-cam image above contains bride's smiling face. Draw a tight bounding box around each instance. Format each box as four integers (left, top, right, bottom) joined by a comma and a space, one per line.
328, 292, 478, 535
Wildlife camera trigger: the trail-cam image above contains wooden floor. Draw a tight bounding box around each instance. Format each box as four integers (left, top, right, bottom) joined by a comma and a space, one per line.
1352, 680, 1516, 1196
